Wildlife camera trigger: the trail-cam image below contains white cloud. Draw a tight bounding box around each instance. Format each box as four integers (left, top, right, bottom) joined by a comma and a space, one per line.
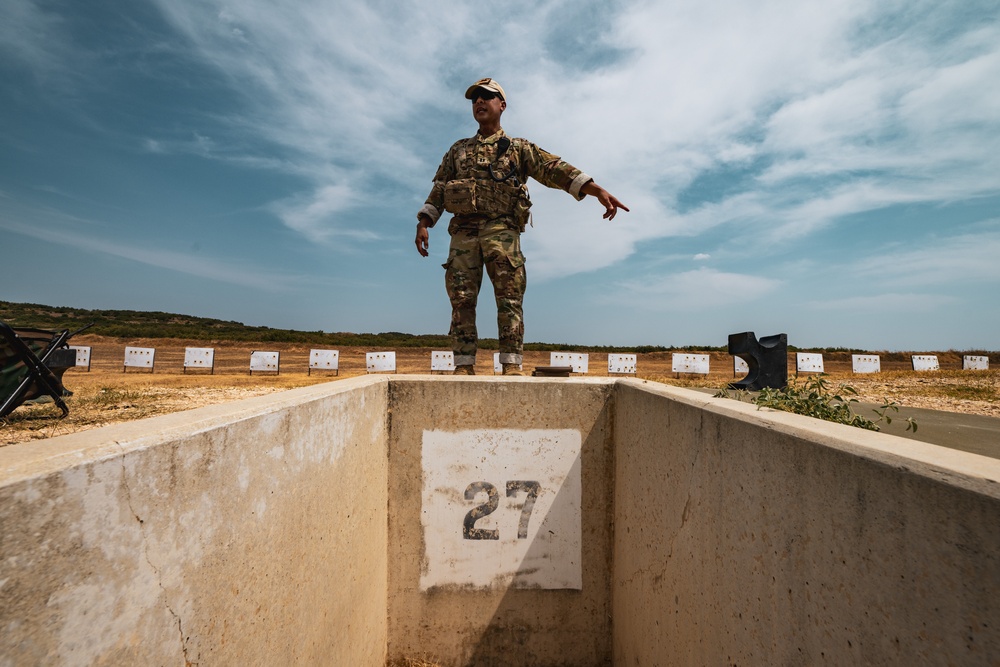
609, 267, 783, 310
0, 0, 72, 79
848, 228, 1000, 288
804, 293, 957, 313
270, 182, 379, 244
16, 0, 1000, 284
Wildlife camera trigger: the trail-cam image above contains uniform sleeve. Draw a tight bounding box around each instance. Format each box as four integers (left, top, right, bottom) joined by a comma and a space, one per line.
417, 144, 459, 228
520, 142, 593, 201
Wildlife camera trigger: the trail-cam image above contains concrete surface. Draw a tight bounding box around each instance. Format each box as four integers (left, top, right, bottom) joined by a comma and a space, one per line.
1, 378, 389, 666
386, 378, 615, 665
2, 376, 998, 666
614, 379, 1000, 666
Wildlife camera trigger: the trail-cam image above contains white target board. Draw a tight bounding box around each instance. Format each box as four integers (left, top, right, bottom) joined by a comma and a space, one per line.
608, 353, 636, 374
366, 351, 396, 373
420, 428, 582, 591
124, 346, 155, 370
70, 345, 91, 369
796, 353, 824, 374
963, 355, 989, 370
250, 351, 279, 373
852, 355, 881, 374
431, 351, 455, 372
911, 355, 939, 371
672, 353, 709, 375
550, 352, 589, 374
309, 349, 339, 372
734, 357, 749, 375
183, 347, 214, 370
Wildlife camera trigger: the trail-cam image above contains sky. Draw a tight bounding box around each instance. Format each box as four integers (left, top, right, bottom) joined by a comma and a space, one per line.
2, 0, 998, 351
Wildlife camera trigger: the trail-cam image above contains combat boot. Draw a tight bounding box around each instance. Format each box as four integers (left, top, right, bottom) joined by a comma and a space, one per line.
453, 365, 476, 375
502, 363, 525, 376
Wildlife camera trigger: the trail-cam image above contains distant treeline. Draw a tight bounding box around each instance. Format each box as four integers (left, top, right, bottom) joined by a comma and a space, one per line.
0, 300, 697, 353
5, 301, 992, 358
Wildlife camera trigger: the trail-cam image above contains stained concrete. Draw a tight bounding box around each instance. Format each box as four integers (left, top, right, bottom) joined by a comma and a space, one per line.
386, 378, 615, 665
1, 378, 389, 666
613, 379, 1000, 665
2, 376, 998, 666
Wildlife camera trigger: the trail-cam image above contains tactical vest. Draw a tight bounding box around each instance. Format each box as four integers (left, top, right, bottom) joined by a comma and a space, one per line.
443, 137, 532, 231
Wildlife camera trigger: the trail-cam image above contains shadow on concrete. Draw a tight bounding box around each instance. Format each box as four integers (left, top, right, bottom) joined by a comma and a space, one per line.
463, 398, 615, 666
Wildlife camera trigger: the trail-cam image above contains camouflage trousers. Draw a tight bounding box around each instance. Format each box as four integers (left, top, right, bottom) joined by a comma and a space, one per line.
443, 217, 526, 366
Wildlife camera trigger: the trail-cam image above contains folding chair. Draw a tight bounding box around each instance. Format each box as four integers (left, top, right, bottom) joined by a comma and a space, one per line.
0, 321, 88, 419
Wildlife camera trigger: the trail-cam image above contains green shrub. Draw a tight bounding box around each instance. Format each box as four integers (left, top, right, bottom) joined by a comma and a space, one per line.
718, 375, 917, 433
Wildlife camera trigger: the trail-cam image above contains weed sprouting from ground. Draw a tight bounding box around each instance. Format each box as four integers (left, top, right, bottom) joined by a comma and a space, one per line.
716, 374, 917, 432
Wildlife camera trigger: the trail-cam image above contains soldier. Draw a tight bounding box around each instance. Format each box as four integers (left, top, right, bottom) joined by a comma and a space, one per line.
415, 77, 628, 375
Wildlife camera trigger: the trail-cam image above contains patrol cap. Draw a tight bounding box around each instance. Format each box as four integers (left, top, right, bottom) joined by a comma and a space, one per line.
465, 77, 506, 102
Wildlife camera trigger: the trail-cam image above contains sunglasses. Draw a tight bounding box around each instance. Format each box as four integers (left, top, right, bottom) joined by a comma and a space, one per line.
470, 89, 500, 102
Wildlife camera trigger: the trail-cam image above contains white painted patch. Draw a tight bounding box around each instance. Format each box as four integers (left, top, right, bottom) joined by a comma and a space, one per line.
672, 353, 709, 374
963, 355, 988, 370
852, 355, 881, 374
607, 353, 636, 374
550, 352, 589, 374
431, 351, 455, 372
238, 466, 251, 491
254, 497, 268, 519
912, 355, 940, 371
420, 429, 582, 591
796, 353, 824, 373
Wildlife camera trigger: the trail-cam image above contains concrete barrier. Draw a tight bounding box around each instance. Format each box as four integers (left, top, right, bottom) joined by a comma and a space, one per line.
2, 377, 998, 665
1, 378, 389, 665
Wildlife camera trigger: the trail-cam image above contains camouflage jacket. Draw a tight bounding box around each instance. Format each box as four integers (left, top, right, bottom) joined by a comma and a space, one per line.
417, 128, 592, 229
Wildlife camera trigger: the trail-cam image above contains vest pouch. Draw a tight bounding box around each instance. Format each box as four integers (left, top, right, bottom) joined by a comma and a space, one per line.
443, 179, 478, 215
512, 187, 532, 232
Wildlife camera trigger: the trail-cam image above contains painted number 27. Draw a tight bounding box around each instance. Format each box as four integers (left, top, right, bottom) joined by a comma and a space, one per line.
463, 481, 540, 540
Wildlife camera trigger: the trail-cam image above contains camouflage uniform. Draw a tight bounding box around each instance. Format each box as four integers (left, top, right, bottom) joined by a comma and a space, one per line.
418, 129, 592, 366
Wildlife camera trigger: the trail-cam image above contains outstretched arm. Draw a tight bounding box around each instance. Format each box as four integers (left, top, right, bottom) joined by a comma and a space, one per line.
580, 181, 629, 220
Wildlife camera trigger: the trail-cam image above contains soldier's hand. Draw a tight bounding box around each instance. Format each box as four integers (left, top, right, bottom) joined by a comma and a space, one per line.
581, 181, 629, 220
597, 190, 629, 220
415, 221, 430, 257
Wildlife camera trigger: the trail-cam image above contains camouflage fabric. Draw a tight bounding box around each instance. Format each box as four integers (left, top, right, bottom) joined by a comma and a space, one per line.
443, 217, 526, 366
420, 127, 593, 366
420, 129, 593, 229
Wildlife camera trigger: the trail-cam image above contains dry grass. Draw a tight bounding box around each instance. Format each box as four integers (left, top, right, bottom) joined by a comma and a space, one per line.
2, 336, 996, 447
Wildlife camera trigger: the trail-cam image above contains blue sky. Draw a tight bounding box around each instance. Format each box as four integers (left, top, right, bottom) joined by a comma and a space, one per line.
2, 0, 998, 350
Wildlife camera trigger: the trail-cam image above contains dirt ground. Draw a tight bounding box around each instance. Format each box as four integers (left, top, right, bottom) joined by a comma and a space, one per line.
2, 335, 997, 446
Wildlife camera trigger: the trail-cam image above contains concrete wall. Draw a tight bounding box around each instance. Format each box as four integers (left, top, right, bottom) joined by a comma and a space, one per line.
1, 377, 389, 666
612, 379, 1000, 665
385, 378, 615, 667
3, 376, 999, 666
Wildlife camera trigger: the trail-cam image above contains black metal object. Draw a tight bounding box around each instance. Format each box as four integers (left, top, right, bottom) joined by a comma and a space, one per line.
531, 365, 573, 377
728, 331, 788, 390
1, 323, 71, 418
